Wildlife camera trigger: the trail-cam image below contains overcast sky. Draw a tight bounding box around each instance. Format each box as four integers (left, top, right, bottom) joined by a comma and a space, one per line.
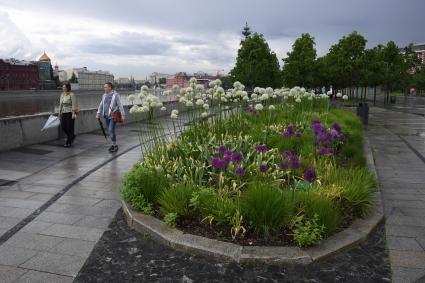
0, 0, 423, 79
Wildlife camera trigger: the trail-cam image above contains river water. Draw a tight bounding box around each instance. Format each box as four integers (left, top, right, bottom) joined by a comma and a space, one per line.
0, 90, 175, 119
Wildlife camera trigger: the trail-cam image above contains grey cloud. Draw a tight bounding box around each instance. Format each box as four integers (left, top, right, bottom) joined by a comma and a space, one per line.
76, 31, 171, 55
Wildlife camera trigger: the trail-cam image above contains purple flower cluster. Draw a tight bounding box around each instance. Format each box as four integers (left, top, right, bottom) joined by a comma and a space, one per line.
280, 150, 300, 170
255, 144, 268, 153
259, 163, 268, 173
311, 120, 345, 155
282, 124, 302, 138
303, 168, 317, 183
211, 146, 244, 170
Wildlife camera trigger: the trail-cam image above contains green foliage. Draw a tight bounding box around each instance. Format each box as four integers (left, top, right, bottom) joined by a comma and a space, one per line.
293, 213, 325, 247
241, 182, 293, 236
122, 164, 169, 205
121, 185, 153, 215
159, 183, 196, 217
190, 187, 237, 224
164, 212, 178, 227
230, 33, 282, 89
294, 191, 341, 235
282, 33, 317, 88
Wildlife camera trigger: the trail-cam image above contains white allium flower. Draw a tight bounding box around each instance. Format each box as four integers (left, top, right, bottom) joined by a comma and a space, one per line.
342, 94, 349, 100
284, 96, 289, 100
260, 93, 269, 101
265, 87, 273, 94
268, 105, 275, 110
172, 84, 180, 90
201, 112, 208, 118
129, 105, 139, 114
253, 87, 260, 93
186, 101, 194, 107
162, 90, 170, 96
272, 95, 277, 99
213, 79, 222, 86
242, 96, 249, 101
128, 94, 136, 102
221, 97, 228, 103
140, 105, 149, 112
255, 103, 264, 111
171, 113, 178, 119
196, 99, 204, 106
336, 92, 342, 98
327, 91, 332, 95
160, 106, 166, 111
233, 81, 242, 89
203, 104, 209, 110
259, 88, 265, 94
179, 97, 186, 103
139, 92, 146, 100
308, 96, 313, 100
171, 109, 179, 115
251, 93, 258, 99
141, 85, 149, 92
189, 77, 197, 84
196, 84, 204, 91
295, 98, 302, 103
216, 87, 225, 94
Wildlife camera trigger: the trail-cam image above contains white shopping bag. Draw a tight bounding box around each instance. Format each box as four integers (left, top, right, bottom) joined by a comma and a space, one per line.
41, 115, 60, 131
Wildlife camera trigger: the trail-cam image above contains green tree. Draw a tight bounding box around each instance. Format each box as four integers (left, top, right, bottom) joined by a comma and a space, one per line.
326, 31, 367, 95
69, 72, 78, 83
282, 33, 317, 87
382, 41, 405, 101
230, 33, 282, 89
241, 22, 252, 45
359, 45, 386, 103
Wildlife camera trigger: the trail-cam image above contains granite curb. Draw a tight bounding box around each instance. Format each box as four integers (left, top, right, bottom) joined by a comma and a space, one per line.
122, 135, 384, 264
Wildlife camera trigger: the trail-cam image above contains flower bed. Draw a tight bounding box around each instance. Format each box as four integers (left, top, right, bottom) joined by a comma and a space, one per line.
122, 81, 376, 247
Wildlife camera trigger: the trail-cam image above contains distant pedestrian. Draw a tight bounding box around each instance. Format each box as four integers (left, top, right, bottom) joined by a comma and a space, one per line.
96, 82, 125, 153
321, 86, 326, 94
59, 83, 78, 147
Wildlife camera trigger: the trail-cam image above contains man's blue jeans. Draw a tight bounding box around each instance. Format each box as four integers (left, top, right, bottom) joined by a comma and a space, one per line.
104, 116, 116, 143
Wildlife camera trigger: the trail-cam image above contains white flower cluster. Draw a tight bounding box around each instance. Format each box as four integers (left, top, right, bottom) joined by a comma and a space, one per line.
170, 109, 179, 119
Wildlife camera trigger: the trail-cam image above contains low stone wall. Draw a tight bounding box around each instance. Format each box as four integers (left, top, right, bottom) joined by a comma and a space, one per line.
0, 100, 181, 152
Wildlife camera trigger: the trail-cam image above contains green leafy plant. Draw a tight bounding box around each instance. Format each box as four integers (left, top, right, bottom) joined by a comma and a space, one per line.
241, 182, 293, 236
122, 164, 169, 206
293, 213, 325, 247
121, 185, 153, 215
164, 212, 178, 227
159, 183, 196, 217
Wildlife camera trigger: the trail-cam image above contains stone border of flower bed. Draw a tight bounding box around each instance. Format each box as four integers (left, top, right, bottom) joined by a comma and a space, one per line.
122, 136, 384, 264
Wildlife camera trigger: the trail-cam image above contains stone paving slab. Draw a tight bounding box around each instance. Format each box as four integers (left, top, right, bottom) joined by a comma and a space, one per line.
13, 270, 73, 283
0, 264, 27, 283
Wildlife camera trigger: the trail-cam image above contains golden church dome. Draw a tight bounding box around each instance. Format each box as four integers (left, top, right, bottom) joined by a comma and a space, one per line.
38, 52, 51, 62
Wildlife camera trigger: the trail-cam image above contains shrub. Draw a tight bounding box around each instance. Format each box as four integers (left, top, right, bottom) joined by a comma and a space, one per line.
122, 164, 169, 205
293, 213, 325, 247
121, 184, 153, 214
241, 182, 293, 236
159, 183, 196, 217
190, 187, 236, 224
294, 191, 341, 235
164, 212, 178, 227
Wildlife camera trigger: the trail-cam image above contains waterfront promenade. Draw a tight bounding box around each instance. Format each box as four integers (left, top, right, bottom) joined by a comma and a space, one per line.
0, 104, 423, 281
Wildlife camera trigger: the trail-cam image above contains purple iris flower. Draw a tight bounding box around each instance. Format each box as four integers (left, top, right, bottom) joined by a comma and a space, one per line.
318, 147, 334, 155
303, 168, 317, 183
235, 167, 245, 176
282, 150, 293, 158
295, 131, 302, 138
231, 152, 243, 163
290, 159, 300, 170
211, 157, 223, 169
330, 129, 338, 138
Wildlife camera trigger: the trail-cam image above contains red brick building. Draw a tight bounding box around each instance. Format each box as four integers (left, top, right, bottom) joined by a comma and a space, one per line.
0, 59, 39, 91
166, 72, 220, 89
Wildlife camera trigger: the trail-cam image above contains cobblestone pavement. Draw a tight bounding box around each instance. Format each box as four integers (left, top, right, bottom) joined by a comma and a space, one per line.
367, 107, 425, 282
75, 209, 391, 283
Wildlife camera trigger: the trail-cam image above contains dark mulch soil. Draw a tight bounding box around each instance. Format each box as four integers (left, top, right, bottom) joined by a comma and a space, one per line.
75, 208, 391, 282
177, 215, 295, 246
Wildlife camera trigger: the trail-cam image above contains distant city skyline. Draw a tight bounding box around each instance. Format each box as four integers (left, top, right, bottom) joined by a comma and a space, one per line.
0, 0, 424, 80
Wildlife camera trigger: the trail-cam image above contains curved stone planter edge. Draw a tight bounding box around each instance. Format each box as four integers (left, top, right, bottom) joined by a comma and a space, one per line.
121, 135, 384, 264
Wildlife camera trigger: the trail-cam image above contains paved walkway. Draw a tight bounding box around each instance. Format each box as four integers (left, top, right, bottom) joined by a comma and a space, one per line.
0, 115, 185, 282
367, 107, 425, 283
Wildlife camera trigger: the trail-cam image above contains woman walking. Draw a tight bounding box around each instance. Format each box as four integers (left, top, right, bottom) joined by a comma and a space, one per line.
59, 83, 78, 147
96, 82, 126, 152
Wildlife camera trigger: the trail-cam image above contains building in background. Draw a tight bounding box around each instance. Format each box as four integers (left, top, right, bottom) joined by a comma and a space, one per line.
37, 52, 56, 89
0, 58, 39, 91
150, 72, 172, 86
411, 43, 425, 64
166, 71, 220, 89
65, 67, 114, 90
